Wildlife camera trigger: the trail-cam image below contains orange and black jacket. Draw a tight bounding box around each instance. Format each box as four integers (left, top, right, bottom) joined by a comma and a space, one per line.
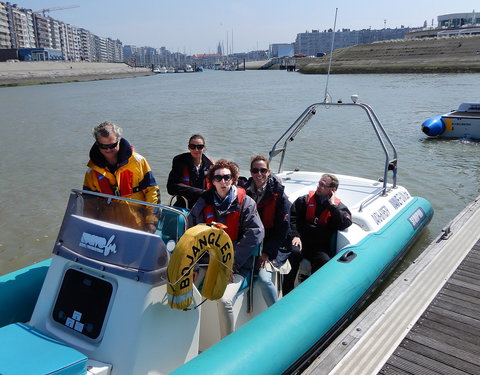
83, 138, 159, 204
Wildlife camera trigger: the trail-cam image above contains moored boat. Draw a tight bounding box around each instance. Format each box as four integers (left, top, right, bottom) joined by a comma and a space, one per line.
0, 95, 433, 374
422, 102, 480, 139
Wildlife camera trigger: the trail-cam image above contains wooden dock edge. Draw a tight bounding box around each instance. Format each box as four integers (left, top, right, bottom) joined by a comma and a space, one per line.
304, 195, 480, 375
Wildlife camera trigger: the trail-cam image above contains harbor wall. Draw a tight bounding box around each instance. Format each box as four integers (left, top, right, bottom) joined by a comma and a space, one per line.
0, 61, 153, 86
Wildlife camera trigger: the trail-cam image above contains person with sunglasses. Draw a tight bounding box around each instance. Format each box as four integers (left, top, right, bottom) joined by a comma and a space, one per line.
167, 134, 214, 209
238, 154, 291, 306
283, 174, 352, 294
83, 121, 159, 232
188, 159, 264, 338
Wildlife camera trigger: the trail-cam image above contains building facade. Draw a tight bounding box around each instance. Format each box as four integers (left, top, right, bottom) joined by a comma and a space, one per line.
0, 2, 10, 48
294, 27, 414, 56
0, 1, 124, 62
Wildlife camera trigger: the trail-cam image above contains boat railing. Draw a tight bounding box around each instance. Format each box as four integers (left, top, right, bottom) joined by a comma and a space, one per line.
269, 99, 398, 208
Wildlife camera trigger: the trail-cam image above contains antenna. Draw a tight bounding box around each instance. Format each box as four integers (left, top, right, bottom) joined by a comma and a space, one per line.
323, 8, 338, 103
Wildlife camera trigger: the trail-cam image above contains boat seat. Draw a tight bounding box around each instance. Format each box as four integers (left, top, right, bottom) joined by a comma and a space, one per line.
156, 207, 188, 251
0, 322, 87, 375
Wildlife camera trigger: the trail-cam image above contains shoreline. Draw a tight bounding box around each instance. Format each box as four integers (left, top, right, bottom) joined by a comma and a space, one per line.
0, 61, 154, 86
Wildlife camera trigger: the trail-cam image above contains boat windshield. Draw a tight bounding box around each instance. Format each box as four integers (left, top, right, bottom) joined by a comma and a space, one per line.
67, 189, 188, 248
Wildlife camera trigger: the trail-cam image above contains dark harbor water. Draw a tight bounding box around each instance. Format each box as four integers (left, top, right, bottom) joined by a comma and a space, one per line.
0, 70, 479, 275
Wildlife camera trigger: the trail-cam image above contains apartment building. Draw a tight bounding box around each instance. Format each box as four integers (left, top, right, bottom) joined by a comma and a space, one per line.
293, 27, 414, 56
0, 2, 10, 48
0, 1, 124, 62
9, 5, 36, 48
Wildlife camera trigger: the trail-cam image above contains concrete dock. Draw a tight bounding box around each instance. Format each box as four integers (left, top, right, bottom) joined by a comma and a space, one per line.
305, 195, 480, 374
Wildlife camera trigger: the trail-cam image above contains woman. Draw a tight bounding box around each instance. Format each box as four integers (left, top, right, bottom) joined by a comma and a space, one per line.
188, 159, 264, 338
241, 155, 291, 306
167, 134, 213, 209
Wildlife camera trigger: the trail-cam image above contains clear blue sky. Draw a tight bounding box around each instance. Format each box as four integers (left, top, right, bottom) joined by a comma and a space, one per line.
16, 1, 479, 54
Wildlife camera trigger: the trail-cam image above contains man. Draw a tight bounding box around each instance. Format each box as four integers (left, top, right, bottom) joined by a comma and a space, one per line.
83, 121, 159, 232
283, 174, 352, 292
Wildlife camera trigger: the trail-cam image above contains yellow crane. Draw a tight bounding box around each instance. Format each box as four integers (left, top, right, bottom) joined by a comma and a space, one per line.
34, 5, 80, 17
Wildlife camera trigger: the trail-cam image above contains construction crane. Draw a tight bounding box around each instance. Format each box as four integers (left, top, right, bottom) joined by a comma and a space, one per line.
34, 5, 80, 17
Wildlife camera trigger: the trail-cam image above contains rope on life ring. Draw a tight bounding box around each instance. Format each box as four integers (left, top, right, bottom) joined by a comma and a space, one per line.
167, 223, 234, 310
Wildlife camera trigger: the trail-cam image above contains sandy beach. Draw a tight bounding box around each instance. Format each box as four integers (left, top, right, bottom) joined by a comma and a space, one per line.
0, 61, 154, 86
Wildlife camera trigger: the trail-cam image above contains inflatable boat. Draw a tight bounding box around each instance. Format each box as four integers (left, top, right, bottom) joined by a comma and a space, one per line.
0, 97, 433, 375
422, 102, 480, 139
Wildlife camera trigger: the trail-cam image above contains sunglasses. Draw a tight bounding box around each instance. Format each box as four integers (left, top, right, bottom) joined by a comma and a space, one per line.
318, 181, 333, 188
250, 168, 268, 174
212, 174, 232, 182
188, 144, 205, 150
97, 141, 119, 150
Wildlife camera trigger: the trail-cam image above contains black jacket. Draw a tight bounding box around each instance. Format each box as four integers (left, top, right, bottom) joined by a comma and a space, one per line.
290, 192, 352, 257
240, 175, 290, 260
167, 153, 213, 209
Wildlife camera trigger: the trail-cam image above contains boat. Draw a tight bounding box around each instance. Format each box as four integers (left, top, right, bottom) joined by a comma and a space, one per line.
0, 94, 433, 374
159, 66, 168, 74
422, 102, 480, 139
185, 65, 194, 73
167, 67, 175, 73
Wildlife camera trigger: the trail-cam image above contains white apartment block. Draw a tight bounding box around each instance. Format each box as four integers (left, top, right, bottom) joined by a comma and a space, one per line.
10, 6, 35, 48
34, 15, 52, 48
0, 2, 10, 48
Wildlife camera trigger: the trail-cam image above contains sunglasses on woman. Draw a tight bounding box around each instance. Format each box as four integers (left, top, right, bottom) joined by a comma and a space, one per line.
212, 174, 232, 182
250, 168, 268, 174
97, 141, 119, 150
188, 144, 205, 150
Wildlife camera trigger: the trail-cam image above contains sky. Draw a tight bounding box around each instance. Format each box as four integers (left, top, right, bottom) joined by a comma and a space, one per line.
15, 1, 479, 54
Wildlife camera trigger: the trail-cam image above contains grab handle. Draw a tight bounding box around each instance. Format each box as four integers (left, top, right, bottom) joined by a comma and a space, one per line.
338, 250, 357, 263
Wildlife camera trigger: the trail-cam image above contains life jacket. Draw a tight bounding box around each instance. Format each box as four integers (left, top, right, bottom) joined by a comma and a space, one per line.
203, 187, 246, 241
257, 193, 278, 229
305, 191, 341, 225
182, 163, 212, 189
94, 169, 140, 197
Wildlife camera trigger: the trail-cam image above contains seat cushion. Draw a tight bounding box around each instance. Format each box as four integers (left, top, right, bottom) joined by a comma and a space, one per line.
0, 323, 87, 375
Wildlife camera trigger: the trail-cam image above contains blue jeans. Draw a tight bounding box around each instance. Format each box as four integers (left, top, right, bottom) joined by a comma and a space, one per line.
258, 267, 278, 307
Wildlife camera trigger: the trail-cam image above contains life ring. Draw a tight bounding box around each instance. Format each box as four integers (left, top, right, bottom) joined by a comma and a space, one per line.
167, 223, 234, 310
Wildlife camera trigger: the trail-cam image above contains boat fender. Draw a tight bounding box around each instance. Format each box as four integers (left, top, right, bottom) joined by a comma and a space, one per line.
167, 223, 234, 310
421, 115, 445, 137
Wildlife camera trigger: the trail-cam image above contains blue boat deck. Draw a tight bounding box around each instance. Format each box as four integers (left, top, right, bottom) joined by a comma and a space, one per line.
304, 196, 480, 375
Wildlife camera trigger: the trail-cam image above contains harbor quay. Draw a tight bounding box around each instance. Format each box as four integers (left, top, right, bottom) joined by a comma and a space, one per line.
0, 61, 153, 86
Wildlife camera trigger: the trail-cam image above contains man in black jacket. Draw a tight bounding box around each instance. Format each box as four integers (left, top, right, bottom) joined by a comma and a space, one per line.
283, 174, 352, 293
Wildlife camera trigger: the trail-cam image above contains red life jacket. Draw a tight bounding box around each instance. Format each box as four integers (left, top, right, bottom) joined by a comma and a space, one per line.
305, 191, 341, 225
257, 193, 278, 229
94, 169, 137, 197
203, 187, 246, 241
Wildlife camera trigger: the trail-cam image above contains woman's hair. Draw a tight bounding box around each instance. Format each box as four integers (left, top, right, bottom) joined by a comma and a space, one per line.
189, 134, 205, 144
93, 121, 122, 141
208, 159, 239, 185
250, 154, 270, 169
